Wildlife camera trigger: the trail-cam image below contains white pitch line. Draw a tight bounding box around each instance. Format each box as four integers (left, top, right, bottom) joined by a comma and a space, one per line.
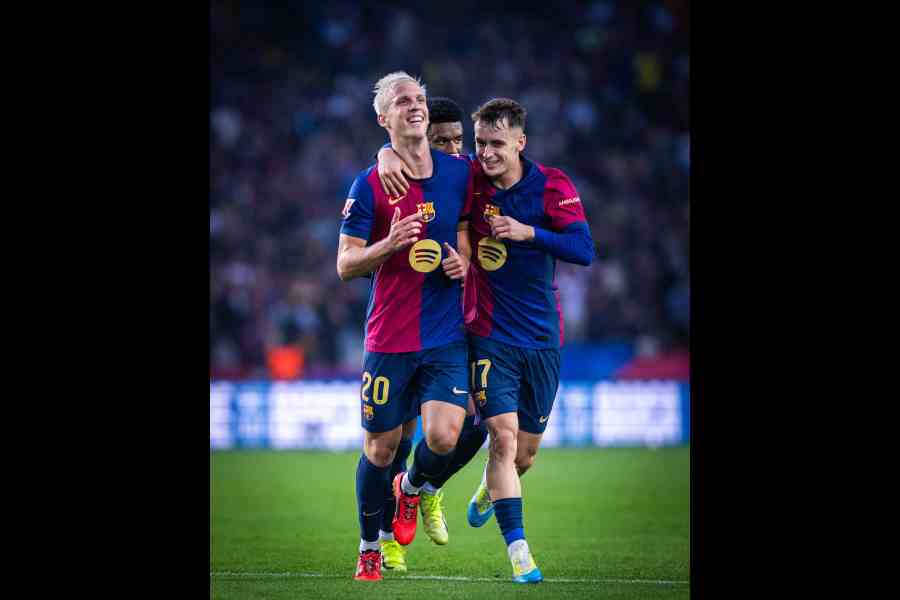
210, 572, 688, 585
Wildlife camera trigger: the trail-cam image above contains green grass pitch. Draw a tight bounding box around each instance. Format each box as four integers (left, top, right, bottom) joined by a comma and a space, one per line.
211, 446, 690, 599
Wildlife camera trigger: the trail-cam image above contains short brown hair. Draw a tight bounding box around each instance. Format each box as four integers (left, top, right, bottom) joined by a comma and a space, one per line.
471, 98, 526, 131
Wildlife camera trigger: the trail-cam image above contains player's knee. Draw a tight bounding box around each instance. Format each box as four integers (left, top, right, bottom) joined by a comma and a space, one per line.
425, 427, 459, 455
489, 428, 517, 462
423, 415, 462, 454
365, 441, 397, 467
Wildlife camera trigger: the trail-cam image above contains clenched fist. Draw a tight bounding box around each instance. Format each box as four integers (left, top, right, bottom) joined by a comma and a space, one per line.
489, 215, 534, 242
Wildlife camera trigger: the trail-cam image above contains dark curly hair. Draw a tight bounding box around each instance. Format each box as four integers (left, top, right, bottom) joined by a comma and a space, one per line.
427, 96, 464, 125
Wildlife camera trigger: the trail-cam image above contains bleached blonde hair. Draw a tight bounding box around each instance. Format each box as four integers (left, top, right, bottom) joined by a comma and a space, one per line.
372, 71, 427, 116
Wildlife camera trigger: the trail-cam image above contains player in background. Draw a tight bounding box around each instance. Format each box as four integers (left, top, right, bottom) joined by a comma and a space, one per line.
425, 97, 465, 157
376, 96, 490, 564
376, 97, 594, 583
337, 72, 473, 581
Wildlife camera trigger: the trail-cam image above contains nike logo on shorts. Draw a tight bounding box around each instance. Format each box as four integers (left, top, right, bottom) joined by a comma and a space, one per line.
539, 416, 548, 423
452, 387, 468, 395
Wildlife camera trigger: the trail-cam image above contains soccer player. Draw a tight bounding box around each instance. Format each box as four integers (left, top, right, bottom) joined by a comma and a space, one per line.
367, 98, 479, 576
337, 72, 474, 582
379, 96, 466, 198
426, 96, 465, 157
376, 97, 594, 583
374, 96, 489, 573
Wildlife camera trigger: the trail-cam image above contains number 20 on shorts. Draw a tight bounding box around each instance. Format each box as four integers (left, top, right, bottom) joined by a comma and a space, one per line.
361, 372, 390, 405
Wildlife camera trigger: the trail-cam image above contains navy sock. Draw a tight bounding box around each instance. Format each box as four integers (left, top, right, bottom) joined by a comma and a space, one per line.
381, 437, 413, 532
429, 416, 488, 489
494, 497, 525, 546
408, 440, 457, 489
356, 453, 391, 543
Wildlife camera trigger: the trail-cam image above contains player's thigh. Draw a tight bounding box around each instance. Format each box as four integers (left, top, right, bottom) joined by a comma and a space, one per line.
469, 336, 522, 422
420, 399, 466, 443
416, 340, 469, 412
516, 347, 561, 435
416, 340, 469, 438
360, 350, 419, 434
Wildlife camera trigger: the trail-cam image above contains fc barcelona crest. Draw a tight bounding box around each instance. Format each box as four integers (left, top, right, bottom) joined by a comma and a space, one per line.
483, 203, 501, 222
416, 201, 436, 222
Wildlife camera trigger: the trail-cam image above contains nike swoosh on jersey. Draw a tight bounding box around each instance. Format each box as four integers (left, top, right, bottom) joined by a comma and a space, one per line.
452, 387, 468, 395
388, 194, 406, 205
538, 416, 548, 423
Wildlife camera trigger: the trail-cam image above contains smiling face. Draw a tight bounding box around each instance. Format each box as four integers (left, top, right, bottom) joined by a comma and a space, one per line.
474, 117, 526, 188
378, 81, 428, 141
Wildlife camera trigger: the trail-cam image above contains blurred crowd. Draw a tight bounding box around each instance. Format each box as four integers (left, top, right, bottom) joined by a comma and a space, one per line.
210, 0, 690, 379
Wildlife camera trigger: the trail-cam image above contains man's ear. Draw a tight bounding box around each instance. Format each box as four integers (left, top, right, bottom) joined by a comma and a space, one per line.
518, 133, 527, 152
377, 113, 387, 128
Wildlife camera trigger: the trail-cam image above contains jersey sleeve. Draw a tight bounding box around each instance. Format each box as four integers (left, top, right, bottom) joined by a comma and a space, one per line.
339, 174, 376, 242
543, 169, 587, 231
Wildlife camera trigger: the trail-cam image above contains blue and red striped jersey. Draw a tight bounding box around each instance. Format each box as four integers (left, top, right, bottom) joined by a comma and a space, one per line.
340, 149, 473, 353
467, 156, 592, 349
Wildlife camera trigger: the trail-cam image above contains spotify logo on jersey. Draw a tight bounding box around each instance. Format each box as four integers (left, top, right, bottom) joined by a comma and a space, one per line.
409, 239, 442, 273
477, 238, 507, 271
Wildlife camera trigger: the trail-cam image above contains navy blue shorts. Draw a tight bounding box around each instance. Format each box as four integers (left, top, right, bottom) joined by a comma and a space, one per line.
360, 340, 469, 433
468, 336, 560, 434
